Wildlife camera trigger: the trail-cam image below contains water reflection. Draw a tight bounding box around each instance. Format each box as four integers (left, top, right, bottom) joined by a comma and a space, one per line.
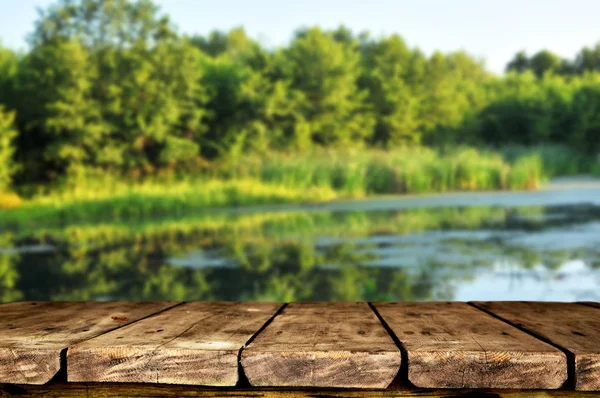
1, 201, 600, 302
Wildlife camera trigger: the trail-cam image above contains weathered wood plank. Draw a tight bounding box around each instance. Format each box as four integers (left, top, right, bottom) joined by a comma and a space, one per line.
67, 302, 282, 386
241, 302, 401, 389
0, 301, 177, 385
473, 301, 600, 391
373, 302, 567, 389
2, 383, 600, 398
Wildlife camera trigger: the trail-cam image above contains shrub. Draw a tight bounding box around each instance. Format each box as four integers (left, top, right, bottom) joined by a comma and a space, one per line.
0, 106, 18, 191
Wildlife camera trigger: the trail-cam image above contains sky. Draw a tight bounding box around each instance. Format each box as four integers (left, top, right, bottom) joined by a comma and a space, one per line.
1, 0, 599, 73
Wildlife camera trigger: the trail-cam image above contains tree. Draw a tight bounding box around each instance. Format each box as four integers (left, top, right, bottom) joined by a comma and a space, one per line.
193, 28, 300, 158
0, 44, 18, 108
474, 72, 576, 146
190, 31, 229, 57
331, 25, 355, 45
16, 38, 105, 180
529, 50, 563, 77
506, 51, 530, 73
105, 39, 207, 171
280, 27, 374, 146
507, 50, 566, 77
30, 0, 176, 48
419, 51, 490, 145
573, 42, 600, 74
529, 50, 561, 78
0, 106, 18, 190
20, 0, 209, 177
359, 34, 422, 146
190, 27, 261, 62
531, 74, 577, 143
569, 77, 600, 154
4, 0, 600, 186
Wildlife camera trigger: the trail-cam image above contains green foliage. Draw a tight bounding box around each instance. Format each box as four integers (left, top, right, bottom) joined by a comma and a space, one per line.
569, 77, 600, 154
573, 43, 600, 74
16, 38, 105, 178
506, 45, 600, 76
13, 0, 208, 179
507, 50, 564, 77
0, 44, 18, 106
5, 0, 600, 305
501, 144, 588, 176
507, 153, 544, 190
211, 147, 546, 196
359, 35, 422, 146
474, 72, 579, 146
279, 27, 374, 146
419, 51, 490, 145
1, 0, 600, 190
0, 106, 18, 190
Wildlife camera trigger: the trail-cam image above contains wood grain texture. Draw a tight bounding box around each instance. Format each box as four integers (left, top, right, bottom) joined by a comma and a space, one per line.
2, 383, 600, 398
374, 302, 567, 390
0, 301, 176, 385
67, 302, 281, 386
473, 301, 600, 392
241, 302, 401, 389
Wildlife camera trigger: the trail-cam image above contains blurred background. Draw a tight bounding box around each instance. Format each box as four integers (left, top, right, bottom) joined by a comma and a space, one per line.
0, 0, 599, 303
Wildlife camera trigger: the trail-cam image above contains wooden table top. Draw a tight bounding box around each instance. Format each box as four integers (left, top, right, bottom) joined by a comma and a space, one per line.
0, 301, 598, 393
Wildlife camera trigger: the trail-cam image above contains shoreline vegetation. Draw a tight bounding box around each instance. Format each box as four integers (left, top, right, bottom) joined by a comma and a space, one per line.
2, 145, 599, 229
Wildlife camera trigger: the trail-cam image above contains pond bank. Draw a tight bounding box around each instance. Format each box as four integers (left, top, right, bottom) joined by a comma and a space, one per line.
2, 174, 600, 232
153, 175, 600, 218
0, 145, 566, 222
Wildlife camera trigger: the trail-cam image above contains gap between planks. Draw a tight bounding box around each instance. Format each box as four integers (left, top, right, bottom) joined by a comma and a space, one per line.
372, 302, 568, 389
241, 302, 402, 389
471, 301, 600, 392
235, 302, 288, 387
469, 301, 578, 390
67, 302, 283, 386
1, 301, 598, 391
0, 301, 181, 385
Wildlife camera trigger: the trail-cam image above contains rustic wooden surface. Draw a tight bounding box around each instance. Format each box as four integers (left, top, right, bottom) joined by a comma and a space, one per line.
68, 302, 282, 386
241, 302, 401, 389
1, 383, 599, 397
473, 301, 600, 392
0, 301, 177, 385
373, 302, 567, 389
1, 301, 598, 391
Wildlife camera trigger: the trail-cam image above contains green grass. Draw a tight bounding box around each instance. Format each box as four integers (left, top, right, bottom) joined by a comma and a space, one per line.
1, 178, 337, 228
219, 147, 547, 194
500, 144, 591, 176
0, 145, 567, 227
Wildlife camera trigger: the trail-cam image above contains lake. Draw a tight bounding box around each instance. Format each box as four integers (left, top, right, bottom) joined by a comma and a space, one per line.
1, 177, 600, 302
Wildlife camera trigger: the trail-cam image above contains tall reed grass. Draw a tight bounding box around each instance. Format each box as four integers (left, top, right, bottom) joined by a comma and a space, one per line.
221, 147, 546, 195
1, 146, 551, 225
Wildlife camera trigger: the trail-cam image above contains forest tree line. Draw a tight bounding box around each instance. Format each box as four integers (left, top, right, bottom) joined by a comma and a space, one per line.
1, 0, 600, 191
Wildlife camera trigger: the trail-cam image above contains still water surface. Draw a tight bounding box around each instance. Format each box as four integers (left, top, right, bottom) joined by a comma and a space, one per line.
2, 178, 600, 302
